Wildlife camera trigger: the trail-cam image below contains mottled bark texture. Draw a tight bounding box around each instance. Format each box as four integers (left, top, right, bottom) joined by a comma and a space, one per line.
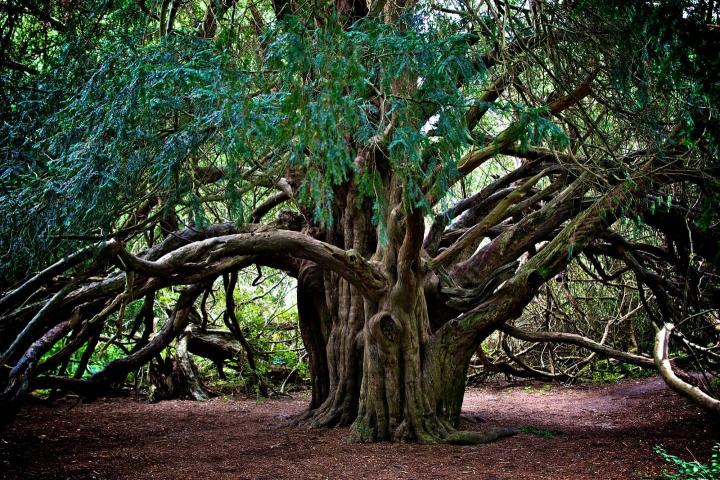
299, 183, 377, 427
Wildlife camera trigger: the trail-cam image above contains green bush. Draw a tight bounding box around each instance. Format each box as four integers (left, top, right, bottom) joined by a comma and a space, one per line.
655, 444, 720, 480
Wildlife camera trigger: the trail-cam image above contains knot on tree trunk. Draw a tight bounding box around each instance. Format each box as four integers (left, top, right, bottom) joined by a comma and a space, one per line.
345, 249, 362, 265
369, 311, 401, 343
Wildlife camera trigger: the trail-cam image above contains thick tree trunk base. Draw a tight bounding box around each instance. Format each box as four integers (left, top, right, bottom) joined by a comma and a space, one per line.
350, 413, 517, 445
350, 414, 452, 444
289, 383, 358, 428
148, 333, 209, 402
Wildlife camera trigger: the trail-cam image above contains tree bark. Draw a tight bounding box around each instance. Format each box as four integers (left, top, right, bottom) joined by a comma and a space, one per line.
655, 323, 720, 415
304, 184, 375, 427
297, 262, 331, 409
352, 210, 458, 442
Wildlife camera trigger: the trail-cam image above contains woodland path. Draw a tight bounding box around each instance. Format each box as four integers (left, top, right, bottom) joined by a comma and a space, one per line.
1, 376, 717, 479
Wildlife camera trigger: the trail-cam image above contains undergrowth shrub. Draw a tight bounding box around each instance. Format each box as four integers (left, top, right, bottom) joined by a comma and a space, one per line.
655, 444, 720, 480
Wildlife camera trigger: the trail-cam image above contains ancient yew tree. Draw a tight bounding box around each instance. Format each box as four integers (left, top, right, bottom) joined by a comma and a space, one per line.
1, 0, 719, 442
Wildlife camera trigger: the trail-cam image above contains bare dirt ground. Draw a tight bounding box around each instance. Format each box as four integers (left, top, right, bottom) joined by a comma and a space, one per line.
1, 376, 717, 479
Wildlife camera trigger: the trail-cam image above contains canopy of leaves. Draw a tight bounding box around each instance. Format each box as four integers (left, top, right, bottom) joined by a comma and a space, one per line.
1, 0, 718, 286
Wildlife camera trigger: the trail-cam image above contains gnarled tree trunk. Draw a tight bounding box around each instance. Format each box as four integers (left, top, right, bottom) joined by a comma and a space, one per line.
301, 184, 377, 426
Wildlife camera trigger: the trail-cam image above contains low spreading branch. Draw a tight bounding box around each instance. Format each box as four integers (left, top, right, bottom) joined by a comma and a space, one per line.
655, 323, 720, 415
500, 324, 655, 369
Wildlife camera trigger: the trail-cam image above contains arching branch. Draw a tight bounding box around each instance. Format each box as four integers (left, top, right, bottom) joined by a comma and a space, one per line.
118, 227, 387, 300
655, 323, 720, 414
89, 284, 205, 388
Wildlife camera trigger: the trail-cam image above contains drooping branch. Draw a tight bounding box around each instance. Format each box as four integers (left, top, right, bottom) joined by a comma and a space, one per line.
222, 272, 266, 394
0, 224, 299, 375
1, 319, 72, 419
0, 240, 114, 315
0, 264, 113, 367
89, 284, 205, 388
655, 323, 720, 415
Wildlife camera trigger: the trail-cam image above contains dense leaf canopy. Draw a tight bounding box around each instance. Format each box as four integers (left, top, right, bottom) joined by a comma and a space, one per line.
3, 0, 717, 282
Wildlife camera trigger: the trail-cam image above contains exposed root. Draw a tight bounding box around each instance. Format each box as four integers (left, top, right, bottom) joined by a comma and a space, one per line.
445, 427, 518, 445
349, 415, 517, 445
284, 401, 356, 429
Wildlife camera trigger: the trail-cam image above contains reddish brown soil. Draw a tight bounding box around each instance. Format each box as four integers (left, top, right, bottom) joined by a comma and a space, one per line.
1, 376, 717, 479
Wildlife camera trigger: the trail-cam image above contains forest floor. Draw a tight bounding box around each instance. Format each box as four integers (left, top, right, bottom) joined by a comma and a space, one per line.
1, 376, 717, 479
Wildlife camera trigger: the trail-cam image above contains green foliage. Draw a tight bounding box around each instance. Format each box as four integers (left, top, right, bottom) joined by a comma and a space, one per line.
84, 344, 129, 376
38, 333, 128, 379
195, 272, 307, 395
655, 444, 720, 480
0, 1, 584, 281
2, 1, 716, 267
579, 1, 720, 153
516, 106, 570, 152
580, 360, 656, 384
263, 14, 477, 220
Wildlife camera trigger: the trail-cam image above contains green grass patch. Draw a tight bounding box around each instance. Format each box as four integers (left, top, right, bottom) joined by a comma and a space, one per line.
523, 384, 553, 394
